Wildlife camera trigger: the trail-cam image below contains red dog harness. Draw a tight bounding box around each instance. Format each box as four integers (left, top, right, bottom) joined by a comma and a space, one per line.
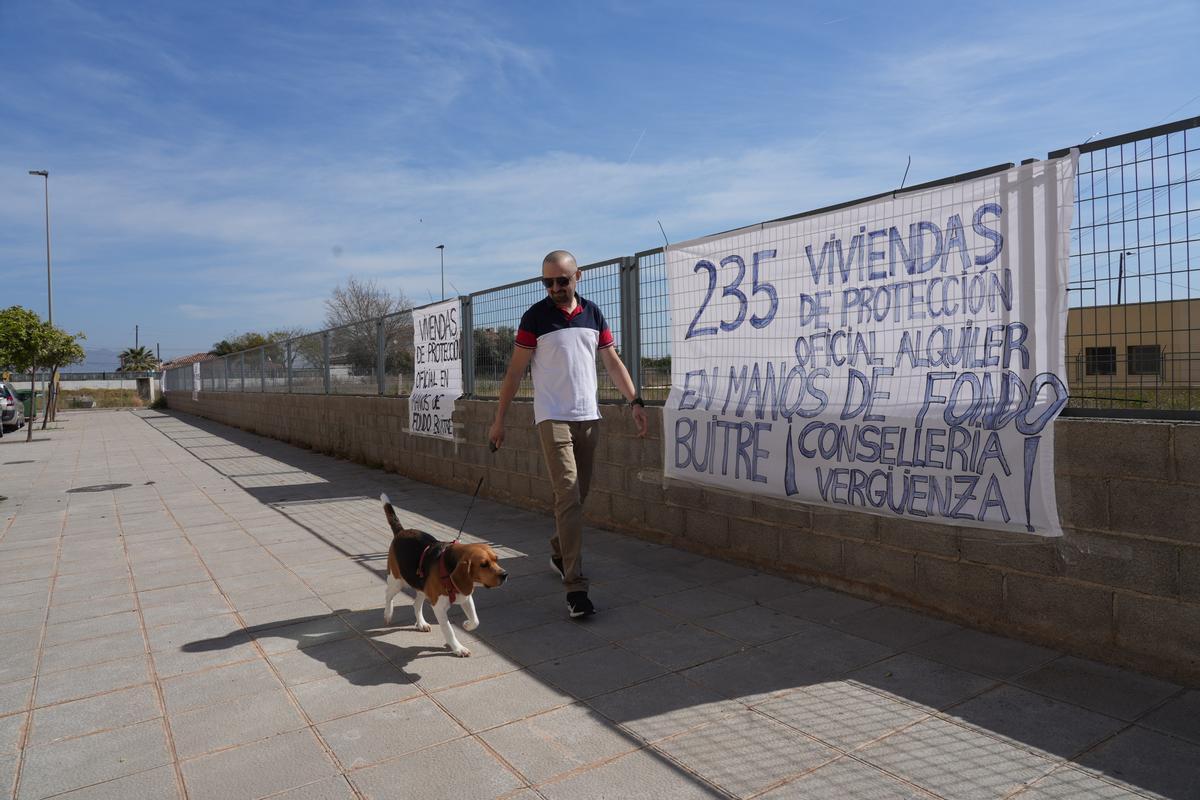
416, 543, 459, 603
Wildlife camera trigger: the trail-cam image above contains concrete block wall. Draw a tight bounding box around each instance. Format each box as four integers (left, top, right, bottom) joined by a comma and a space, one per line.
166, 390, 1200, 685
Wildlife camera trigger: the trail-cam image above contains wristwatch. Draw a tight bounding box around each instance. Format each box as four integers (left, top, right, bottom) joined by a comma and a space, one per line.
628, 396, 645, 408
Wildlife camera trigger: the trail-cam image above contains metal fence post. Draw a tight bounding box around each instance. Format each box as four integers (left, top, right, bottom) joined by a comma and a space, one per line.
260, 347, 266, 392
322, 330, 331, 394
461, 295, 475, 398
240, 352, 246, 392
376, 317, 387, 396
619, 256, 641, 394
222, 356, 229, 392
286, 341, 293, 393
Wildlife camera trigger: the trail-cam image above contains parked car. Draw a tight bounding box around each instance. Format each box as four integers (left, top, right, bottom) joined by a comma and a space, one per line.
1, 382, 26, 432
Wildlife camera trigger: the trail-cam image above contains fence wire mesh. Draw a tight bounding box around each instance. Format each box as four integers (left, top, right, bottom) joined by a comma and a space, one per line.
1064, 121, 1200, 413
262, 343, 287, 393
290, 332, 326, 394
469, 277, 543, 400
579, 258, 624, 401
328, 321, 379, 396
382, 310, 415, 396
637, 248, 671, 403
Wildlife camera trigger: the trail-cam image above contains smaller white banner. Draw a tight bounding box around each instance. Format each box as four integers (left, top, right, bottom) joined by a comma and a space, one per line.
410, 299, 463, 440
192, 362, 200, 401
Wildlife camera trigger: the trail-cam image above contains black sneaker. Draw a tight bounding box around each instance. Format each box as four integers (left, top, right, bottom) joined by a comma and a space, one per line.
566, 591, 596, 619
550, 555, 564, 580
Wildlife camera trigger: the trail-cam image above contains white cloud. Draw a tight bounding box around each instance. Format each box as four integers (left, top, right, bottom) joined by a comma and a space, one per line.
2, 0, 1197, 355
177, 304, 228, 320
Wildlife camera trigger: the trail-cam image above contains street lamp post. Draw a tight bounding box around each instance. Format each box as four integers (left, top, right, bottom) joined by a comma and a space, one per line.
1117, 250, 1135, 305
436, 244, 445, 301
28, 169, 54, 429
28, 170, 52, 324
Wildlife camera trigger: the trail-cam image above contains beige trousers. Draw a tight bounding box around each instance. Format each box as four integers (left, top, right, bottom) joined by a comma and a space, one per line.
536, 419, 600, 593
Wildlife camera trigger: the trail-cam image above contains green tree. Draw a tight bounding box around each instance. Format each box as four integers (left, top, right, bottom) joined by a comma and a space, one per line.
209, 330, 291, 357
0, 306, 84, 441
118, 346, 159, 372
208, 330, 305, 376
39, 326, 87, 426
266, 328, 307, 367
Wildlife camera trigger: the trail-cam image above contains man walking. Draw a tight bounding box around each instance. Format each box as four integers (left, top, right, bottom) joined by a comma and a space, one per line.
488, 250, 648, 618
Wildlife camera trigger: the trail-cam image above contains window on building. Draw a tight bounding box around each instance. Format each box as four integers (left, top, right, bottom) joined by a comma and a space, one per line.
1085, 346, 1116, 375
1127, 344, 1163, 376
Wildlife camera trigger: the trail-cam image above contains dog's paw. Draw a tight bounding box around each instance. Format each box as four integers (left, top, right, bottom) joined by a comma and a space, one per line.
383, 612, 393, 625
451, 645, 471, 658
463, 619, 479, 632
415, 622, 431, 633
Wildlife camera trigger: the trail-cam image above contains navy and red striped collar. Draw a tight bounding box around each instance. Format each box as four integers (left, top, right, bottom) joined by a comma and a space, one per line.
544, 293, 587, 320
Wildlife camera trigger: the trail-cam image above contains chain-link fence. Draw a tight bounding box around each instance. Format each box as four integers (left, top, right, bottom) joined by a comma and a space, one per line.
636, 248, 671, 403
164, 116, 1200, 420
1060, 119, 1200, 415
468, 276, 543, 402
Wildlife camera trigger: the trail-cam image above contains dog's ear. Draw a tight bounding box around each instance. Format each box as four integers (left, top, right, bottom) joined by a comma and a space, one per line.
451, 555, 474, 595
380, 494, 403, 536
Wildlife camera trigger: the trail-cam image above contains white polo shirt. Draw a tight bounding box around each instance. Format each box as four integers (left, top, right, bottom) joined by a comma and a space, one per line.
515, 295, 615, 424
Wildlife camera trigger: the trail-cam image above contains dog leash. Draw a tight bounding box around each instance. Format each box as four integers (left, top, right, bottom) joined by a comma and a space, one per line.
417, 475, 485, 584
451, 476, 485, 544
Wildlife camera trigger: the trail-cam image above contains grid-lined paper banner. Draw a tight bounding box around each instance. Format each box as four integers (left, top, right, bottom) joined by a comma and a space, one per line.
410, 299, 463, 440
664, 155, 1077, 536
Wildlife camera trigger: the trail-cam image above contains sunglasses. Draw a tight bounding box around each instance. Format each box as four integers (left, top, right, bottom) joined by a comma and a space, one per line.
541, 276, 572, 289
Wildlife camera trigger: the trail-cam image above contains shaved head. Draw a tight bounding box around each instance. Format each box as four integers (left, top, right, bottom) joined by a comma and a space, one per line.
542, 250, 577, 270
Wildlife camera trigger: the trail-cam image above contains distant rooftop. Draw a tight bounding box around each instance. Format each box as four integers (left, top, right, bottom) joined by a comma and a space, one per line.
160, 352, 216, 370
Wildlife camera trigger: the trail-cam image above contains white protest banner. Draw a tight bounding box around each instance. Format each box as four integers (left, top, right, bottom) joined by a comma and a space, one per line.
664, 156, 1076, 536
192, 362, 200, 401
411, 298, 463, 440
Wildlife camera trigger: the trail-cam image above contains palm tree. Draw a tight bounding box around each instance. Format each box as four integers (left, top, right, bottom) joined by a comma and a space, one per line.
118, 346, 159, 372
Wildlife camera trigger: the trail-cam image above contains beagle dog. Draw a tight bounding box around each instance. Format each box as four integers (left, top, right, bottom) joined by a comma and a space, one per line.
380, 494, 507, 657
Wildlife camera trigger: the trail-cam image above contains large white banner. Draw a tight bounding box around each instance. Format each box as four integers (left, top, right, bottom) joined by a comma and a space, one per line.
410, 299, 463, 440
664, 156, 1076, 536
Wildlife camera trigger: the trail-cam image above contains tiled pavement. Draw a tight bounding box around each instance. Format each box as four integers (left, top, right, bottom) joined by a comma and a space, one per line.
0, 410, 1198, 800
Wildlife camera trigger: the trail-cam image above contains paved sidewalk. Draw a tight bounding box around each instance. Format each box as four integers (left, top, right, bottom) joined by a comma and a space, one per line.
0, 410, 1197, 800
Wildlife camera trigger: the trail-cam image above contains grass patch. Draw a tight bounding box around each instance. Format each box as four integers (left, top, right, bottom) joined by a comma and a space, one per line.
56, 388, 146, 408
1067, 388, 1200, 412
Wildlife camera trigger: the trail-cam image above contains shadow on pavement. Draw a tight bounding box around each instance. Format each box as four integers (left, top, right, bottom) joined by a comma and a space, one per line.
148, 409, 1194, 800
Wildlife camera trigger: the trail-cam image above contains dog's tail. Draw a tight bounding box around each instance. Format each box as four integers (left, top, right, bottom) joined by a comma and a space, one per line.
380, 493, 408, 537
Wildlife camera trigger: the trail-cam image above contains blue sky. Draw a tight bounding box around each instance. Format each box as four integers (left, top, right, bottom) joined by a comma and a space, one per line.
2, 0, 1198, 368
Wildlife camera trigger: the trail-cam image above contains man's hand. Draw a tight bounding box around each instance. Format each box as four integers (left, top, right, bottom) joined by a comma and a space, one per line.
488, 417, 505, 450
631, 404, 648, 437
